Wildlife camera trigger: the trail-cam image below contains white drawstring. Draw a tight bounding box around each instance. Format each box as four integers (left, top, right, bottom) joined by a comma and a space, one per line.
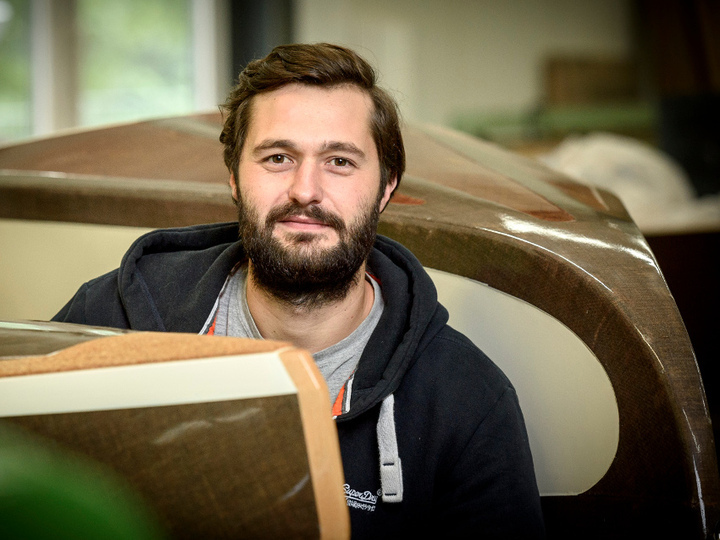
377, 394, 404, 503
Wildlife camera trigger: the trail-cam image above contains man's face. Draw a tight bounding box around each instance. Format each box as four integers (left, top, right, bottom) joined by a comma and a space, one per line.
232, 83, 396, 307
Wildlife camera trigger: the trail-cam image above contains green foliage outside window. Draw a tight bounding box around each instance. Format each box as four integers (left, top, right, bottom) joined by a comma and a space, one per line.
0, 0, 195, 142
0, 0, 31, 142
78, 0, 194, 126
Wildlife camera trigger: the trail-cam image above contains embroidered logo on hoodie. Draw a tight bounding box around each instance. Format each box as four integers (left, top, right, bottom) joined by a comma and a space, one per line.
343, 484, 380, 512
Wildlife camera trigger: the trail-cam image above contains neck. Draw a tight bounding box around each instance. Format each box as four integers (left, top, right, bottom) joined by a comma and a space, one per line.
245, 262, 374, 354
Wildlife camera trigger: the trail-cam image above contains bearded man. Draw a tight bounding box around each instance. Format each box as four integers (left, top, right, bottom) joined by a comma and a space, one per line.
53, 43, 544, 538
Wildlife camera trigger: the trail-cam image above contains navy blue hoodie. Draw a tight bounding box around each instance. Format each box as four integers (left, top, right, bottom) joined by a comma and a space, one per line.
54, 222, 544, 538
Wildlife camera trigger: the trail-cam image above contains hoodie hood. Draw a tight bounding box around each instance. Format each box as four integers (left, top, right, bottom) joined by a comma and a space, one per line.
118, 222, 243, 333
116, 222, 448, 413
116, 224, 448, 416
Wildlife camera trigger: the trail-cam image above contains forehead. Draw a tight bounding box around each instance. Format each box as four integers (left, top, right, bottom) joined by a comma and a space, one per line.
244, 83, 376, 154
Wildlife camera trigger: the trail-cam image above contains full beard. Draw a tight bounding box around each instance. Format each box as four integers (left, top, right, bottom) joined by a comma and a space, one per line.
237, 197, 381, 310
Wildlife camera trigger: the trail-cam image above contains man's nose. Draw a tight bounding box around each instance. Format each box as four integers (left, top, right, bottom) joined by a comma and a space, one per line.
288, 161, 323, 206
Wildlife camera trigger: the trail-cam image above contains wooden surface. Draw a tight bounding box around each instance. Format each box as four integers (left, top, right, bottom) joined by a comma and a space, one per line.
279, 349, 349, 540
0, 324, 349, 539
1, 114, 718, 537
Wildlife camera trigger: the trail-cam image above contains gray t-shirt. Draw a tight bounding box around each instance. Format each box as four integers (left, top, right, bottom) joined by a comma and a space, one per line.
213, 265, 384, 403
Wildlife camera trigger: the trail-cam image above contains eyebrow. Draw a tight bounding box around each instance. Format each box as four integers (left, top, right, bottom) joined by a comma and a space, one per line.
251, 139, 366, 160
251, 139, 298, 157
320, 141, 366, 159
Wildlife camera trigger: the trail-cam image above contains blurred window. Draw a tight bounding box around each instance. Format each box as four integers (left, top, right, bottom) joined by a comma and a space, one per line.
0, 0, 32, 142
0, 0, 224, 143
77, 0, 194, 127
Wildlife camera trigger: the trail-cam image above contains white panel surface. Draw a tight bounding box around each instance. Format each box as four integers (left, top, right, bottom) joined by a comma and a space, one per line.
0, 352, 297, 416
427, 267, 619, 496
0, 219, 151, 320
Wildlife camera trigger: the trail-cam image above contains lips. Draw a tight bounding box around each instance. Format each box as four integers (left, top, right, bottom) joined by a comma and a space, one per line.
279, 215, 328, 227
276, 217, 331, 234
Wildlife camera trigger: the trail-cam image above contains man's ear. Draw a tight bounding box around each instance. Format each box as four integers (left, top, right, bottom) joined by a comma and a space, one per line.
379, 175, 398, 213
229, 172, 239, 202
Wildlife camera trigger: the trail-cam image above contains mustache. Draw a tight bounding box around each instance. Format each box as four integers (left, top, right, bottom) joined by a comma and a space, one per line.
265, 202, 346, 232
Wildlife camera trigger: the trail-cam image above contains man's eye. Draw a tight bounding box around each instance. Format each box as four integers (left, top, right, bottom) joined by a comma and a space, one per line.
268, 154, 286, 164
331, 157, 351, 167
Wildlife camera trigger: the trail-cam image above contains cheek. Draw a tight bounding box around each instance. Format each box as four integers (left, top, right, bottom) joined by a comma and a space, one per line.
239, 169, 287, 205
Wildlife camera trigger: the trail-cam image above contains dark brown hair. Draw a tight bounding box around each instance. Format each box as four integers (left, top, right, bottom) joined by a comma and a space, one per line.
219, 43, 405, 195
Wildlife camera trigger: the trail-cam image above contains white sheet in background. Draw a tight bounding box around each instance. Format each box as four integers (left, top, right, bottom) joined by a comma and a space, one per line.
541, 132, 720, 234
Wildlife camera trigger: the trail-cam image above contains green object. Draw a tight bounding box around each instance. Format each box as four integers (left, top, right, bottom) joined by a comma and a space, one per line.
0, 422, 166, 540
453, 102, 658, 143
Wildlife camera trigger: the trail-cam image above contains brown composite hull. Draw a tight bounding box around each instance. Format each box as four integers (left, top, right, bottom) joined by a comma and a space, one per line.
0, 114, 717, 537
